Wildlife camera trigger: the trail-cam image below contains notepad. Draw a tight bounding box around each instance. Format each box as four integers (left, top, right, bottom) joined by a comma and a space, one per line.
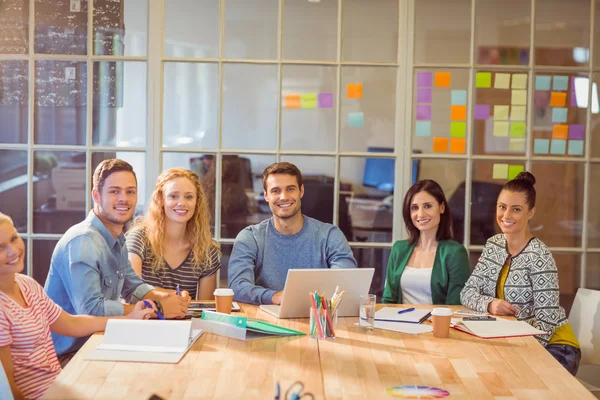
452, 318, 546, 339
374, 307, 431, 324
86, 320, 203, 363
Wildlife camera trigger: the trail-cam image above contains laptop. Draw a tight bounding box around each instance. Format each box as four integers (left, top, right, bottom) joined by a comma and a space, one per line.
259, 268, 375, 319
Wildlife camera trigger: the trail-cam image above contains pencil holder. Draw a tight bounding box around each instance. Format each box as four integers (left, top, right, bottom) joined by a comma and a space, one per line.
309, 307, 338, 339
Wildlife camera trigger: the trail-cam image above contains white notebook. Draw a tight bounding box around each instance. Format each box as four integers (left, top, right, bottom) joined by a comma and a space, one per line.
86, 319, 203, 364
374, 307, 432, 324
452, 318, 546, 339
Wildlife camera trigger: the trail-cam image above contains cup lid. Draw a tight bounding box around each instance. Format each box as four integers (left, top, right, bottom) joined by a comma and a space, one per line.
431, 307, 452, 316
214, 288, 234, 296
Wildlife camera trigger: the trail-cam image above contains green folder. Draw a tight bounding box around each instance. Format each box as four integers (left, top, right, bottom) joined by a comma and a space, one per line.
200, 311, 305, 339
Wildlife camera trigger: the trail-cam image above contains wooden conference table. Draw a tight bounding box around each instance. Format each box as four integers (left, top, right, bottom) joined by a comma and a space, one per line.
43, 304, 594, 400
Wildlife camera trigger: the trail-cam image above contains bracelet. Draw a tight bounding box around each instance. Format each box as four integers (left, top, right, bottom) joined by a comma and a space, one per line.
155, 300, 164, 315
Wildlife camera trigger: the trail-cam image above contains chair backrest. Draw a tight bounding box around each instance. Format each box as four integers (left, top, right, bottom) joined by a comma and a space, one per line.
569, 288, 600, 365
0, 361, 14, 400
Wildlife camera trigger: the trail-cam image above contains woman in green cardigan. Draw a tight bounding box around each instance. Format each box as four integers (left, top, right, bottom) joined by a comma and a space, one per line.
382, 180, 470, 305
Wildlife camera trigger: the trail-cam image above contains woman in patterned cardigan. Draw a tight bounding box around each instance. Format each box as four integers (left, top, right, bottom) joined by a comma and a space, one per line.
460, 172, 581, 375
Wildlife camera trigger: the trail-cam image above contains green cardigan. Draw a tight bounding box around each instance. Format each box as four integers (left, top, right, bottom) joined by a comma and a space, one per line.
381, 239, 470, 305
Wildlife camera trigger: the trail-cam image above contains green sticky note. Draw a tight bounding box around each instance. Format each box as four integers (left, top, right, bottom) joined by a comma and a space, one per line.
450, 122, 466, 137
494, 105, 509, 120
476, 72, 492, 88
510, 122, 526, 137
493, 121, 509, 137
508, 165, 525, 180
493, 163, 509, 180
509, 138, 525, 152
301, 93, 317, 109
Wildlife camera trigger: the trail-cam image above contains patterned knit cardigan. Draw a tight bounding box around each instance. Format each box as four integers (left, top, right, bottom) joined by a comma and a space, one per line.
460, 234, 568, 346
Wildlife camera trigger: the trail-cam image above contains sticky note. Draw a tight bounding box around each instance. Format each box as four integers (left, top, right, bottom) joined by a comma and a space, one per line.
493, 121, 509, 137
510, 122, 526, 137
417, 88, 432, 103
318, 93, 333, 108
451, 90, 467, 105
511, 90, 527, 105
494, 105, 509, 120
550, 139, 567, 155
511, 105, 526, 121
550, 92, 567, 107
450, 122, 466, 137
347, 83, 363, 99
451, 105, 467, 121
553, 76, 569, 91
569, 124, 585, 140
536, 75, 551, 91
417, 72, 433, 87
534, 139, 550, 154
512, 74, 528, 89
494, 73, 510, 89
476, 72, 492, 88
432, 137, 449, 153
450, 138, 466, 154
493, 164, 509, 180
285, 94, 301, 109
552, 107, 568, 123
509, 138, 525, 151
474, 104, 490, 120
508, 165, 525, 180
416, 105, 432, 121
416, 121, 431, 137
301, 93, 317, 109
568, 140, 584, 156
348, 112, 364, 127
435, 72, 451, 87
552, 124, 569, 139
571, 77, 577, 107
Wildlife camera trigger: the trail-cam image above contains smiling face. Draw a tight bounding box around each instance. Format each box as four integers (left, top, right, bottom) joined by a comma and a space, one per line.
264, 173, 304, 220
92, 171, 138, 229
409, 190, 445, 235
163, 177, 197, 224
496, 189, 535, 235
0, 220, 25, 277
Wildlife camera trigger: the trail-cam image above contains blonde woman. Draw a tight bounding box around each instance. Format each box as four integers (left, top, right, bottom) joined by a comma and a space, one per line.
127, 168, 221, 300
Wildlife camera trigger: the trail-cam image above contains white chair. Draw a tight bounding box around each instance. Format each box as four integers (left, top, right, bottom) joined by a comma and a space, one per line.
0, 361, 15, 400
569, 288, 600, 398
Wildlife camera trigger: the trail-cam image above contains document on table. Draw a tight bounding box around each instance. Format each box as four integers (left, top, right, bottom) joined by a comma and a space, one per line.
374, 307, 432, 324
373, 320, 433, 335
452, 318, 546, 339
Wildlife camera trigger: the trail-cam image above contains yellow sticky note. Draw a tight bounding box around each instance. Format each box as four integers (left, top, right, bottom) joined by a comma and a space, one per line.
511, 90, 527, 105
493, 164, 509, 180
512, 74, 528, 89
509, 138, 525, 152
511, 105, 526, 121
494, 105, 509, 120
494, 73, 511, 89
494, 121, 509, 137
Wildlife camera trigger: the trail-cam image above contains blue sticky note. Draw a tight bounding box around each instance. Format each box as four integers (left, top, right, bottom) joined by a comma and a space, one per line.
415, 121, 431, 137
553, 76, 569, 91
534, 139, 550, 154
568, 140, 584, 156
550, 139, 567, 155
535, 75, 551, 91
552, 107, 568, 123
348, 112, 364, 128
451, 90, 467, 105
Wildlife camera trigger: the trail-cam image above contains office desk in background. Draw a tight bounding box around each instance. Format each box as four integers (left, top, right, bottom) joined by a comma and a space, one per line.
43, 304, 593, 400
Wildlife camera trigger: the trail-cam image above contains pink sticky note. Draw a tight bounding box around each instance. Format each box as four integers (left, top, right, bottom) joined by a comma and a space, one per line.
417, 88, 432, 103
417, 72, 433, 88
474, 104, 490, 120
318, 93, 333, 108
416, 105, 431, 120
569, 124, 585, 140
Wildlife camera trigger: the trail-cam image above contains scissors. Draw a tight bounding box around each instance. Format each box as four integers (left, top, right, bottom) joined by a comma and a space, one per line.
284, 381, 315, 400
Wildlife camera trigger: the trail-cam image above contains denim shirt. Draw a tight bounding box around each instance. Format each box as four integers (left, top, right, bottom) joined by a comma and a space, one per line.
44, 211, 154, 355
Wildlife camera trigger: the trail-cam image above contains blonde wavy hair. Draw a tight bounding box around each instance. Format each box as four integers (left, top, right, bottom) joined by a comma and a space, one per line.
132, 168, 220, 273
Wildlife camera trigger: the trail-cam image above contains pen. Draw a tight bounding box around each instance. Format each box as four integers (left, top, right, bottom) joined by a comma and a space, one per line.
397, 307, 415, 314
143, 300, 165, 320
176, 284, 180, 296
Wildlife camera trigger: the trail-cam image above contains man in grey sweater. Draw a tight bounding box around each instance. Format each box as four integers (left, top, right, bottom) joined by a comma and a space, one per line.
228, 162, 357, 305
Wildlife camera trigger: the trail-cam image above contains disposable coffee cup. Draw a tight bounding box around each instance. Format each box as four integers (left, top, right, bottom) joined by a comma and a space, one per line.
431, 307, 452, 338
214, 288, 234, 314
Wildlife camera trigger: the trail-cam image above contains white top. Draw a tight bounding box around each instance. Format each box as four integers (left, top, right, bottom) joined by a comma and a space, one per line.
400, 266, 433, 305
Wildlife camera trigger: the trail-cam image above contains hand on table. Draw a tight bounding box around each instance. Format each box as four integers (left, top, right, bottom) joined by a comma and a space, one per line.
487, 299, 519, 316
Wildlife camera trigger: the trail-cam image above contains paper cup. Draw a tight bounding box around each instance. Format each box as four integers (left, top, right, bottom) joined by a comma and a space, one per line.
214, 288, 234, 314
431, 307, 452, 338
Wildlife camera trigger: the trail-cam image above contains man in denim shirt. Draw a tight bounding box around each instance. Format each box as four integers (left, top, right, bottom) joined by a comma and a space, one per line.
45, 159, 190, 361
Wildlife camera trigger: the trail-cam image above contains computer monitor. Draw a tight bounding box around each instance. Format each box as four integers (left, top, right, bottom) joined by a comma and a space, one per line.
363, 147, 395, 192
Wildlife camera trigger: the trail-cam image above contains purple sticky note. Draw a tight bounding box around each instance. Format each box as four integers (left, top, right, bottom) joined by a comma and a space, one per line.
417, 72, 432, 88
318, 93, 333, 108
571, 77, 577, 107
569, 124, 585, 140
417, 88, 432, 103
416, 105, 431, 120
474, 104, 490, 120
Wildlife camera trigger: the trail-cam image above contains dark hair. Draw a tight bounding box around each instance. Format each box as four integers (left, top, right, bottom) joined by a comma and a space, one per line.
93, 159, 137, 193
502, 171, 536, 209
262, 162, 303, 192
402, 179, 453, 246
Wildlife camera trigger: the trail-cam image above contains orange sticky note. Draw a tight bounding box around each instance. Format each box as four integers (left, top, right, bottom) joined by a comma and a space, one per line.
285, 94, 300, 109
450, 138, 466, 154
435, 72, 451, 87
451, 105, 467, 121
433, 137, 449, 153
347, 83, 363, 99
552, 124, 569, 139
550, 92, 567, 107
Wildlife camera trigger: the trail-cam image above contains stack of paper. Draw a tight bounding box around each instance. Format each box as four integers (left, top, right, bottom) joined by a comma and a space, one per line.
452, 318, 546, 339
